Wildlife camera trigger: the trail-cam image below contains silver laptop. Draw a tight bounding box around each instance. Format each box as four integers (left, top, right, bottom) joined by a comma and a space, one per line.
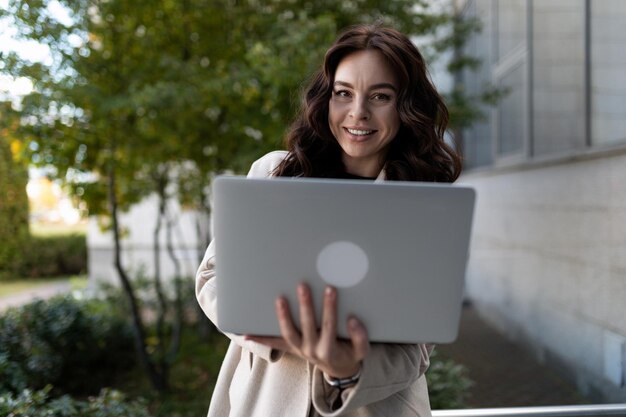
213, 176, 475, 344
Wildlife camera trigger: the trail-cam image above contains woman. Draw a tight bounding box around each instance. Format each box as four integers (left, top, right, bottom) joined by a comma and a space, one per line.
196, 24, 462, 417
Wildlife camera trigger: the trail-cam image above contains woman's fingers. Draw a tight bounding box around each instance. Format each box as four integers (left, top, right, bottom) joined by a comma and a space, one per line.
297, 284, 318, 353
347, 316, 370, 361
275, 296, 302, 348
318, 286, 338, 354
273, 284, 370, 376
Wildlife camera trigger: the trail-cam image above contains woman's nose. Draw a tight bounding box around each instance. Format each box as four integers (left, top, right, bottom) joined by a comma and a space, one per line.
349, 98, 370, 120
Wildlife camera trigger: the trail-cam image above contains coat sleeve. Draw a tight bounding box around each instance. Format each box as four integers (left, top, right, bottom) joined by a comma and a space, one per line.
311, 343, 434, 415
195, 151, 289, 363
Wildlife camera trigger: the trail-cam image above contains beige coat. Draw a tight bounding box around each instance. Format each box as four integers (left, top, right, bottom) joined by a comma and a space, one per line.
196, 151, 434, 417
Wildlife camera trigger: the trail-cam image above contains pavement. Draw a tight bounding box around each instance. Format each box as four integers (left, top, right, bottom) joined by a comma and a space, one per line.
0, 280, 72, 313
0, 282, 589, 408
436, 303, 589, 408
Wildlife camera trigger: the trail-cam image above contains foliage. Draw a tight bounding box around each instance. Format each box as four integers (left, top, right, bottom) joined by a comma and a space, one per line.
427, 349, 473, 409
0, 0, 484, 216
0, 329, 229, 417
0, 295, 135, 396
0, 284, 228, 416
95, 273, 197, 322
94, 273, 205, 374
2, 234, 87, 279
0, 386, 152, 417
0, 103, 30, 280
110, 330, 230, 417
1, 0, 490, 391
0, 288, 472, 413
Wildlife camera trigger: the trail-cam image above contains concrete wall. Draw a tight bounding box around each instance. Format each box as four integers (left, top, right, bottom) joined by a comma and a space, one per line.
460, 150, 626, 401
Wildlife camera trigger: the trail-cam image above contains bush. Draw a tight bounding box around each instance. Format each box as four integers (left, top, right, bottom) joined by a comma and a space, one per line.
0, 295, 135, 396
0, 386, 153, 417
4, 234, 87, 279
427, 349, 473, 409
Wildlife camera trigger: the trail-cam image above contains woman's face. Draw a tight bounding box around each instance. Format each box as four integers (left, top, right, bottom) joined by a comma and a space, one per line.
328, 49, 401, 177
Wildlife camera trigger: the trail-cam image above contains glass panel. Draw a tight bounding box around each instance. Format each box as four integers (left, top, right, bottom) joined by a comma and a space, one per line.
460, 0, 494, 169
591, 0, 626, 146
532, 0, 586, 155
497, 0, 526, 61
498, 64, 525, 156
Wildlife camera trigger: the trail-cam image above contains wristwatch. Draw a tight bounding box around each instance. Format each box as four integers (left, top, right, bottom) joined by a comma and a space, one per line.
323, 368, 361, 389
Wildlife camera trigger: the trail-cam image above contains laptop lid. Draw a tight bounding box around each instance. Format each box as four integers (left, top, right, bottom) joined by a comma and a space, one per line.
213, 175, 475, 344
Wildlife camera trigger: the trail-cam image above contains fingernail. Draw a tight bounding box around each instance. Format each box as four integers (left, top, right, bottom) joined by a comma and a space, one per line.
349, 318, 359, 330
325, 286, 334, 296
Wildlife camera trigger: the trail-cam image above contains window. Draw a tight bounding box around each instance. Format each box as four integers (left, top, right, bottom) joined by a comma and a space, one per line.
497, 62, 526, 157
591, 0, 626, 146
492, 0, 529, 162
532, 0, 586, 156
458, 0, 618, 168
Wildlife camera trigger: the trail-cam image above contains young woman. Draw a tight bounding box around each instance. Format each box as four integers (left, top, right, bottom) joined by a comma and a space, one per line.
196, 24, 462, 417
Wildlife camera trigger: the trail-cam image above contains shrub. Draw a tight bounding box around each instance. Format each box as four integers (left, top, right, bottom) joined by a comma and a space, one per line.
427, 349, 473, 409
6, 234, 87, 279
0, 386, 153, 417
0, 295, 135, 396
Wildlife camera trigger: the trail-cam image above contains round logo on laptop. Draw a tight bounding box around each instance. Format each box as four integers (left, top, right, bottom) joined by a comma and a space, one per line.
316, 241, 369, 288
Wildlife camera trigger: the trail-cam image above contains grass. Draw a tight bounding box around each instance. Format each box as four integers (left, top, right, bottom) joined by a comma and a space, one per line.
0, 275, 88, 297
30, 221, 87, 237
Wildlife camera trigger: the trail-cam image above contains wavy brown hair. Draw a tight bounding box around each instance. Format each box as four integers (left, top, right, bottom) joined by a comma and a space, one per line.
274, 24, 462, 182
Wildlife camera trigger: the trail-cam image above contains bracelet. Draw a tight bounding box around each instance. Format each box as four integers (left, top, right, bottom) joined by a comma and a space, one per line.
323, 368, 361, 389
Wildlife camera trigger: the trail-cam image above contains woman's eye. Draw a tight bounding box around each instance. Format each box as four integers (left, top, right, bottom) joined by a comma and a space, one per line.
372, 93, 391, 101
333, 90, 351, 98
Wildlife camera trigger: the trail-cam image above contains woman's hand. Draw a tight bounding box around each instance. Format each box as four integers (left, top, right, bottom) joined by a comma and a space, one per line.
245, 283, 370, 379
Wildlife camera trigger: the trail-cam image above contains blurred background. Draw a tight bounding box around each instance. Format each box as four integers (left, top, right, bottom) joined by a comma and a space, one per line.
0, 0, 624, 415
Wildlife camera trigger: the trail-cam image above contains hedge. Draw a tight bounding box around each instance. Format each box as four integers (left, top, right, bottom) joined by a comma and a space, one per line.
0, 386, 152, 417
0, 234, 87, 280
16, 234, 87, 278
0, 295, 135, 396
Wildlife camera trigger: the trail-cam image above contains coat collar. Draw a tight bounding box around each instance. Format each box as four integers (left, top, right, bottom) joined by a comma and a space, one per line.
374, 166, 386, 183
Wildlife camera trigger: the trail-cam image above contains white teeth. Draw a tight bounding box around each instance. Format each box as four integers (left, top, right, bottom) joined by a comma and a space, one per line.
347, 128, 373, 136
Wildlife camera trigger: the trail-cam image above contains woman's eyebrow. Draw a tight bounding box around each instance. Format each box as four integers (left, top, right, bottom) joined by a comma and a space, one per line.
333, 80, 397, 92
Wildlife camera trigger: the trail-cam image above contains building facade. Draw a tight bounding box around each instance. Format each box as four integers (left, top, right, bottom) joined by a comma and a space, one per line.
456, 0, 626, 402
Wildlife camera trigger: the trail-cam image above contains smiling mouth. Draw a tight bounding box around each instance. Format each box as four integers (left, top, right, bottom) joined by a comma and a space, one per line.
345, 128, 375, 136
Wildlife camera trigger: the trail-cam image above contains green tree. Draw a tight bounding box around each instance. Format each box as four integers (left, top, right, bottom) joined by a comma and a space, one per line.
1, 0, 489, 390
0, 102, 30, 279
